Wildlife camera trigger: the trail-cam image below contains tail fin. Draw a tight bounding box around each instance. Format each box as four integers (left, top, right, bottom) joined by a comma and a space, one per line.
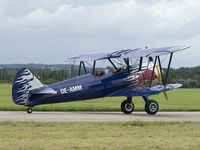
12, 68, 43, 105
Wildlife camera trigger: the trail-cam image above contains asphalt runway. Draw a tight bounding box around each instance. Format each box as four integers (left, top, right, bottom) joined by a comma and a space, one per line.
0, 111, 200, 122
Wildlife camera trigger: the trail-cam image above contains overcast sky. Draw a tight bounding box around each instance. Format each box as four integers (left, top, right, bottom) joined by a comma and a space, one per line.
0, 0, 199, 68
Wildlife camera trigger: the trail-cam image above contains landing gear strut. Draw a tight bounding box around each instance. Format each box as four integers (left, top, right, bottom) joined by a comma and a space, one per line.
121, 97, 134, 114
27, 107, 32, 114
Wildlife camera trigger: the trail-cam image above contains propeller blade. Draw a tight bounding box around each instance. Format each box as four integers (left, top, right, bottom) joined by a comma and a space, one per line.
164, 91, 168, 101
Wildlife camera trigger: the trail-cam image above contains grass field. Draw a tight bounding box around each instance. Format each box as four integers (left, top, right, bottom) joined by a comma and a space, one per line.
0, 121, 200, 150
0, 83, 200, 111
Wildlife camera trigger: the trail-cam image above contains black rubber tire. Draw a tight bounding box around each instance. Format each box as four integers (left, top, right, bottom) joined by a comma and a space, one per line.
27, 108, 32, 114
121, 100, 134, 114
145, 100, 159, 115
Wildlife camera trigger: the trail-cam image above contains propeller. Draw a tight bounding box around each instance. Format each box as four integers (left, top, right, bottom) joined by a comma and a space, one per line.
163, 91, 168, 101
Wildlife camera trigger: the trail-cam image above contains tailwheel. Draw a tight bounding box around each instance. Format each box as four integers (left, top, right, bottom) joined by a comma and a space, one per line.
145, 100, 159, 115
121, 100, 134, 114
27, 107, 32, 114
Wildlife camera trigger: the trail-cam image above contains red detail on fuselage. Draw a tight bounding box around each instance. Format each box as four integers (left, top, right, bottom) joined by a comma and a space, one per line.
52, 91, 58, 95
136, 69, 158, 87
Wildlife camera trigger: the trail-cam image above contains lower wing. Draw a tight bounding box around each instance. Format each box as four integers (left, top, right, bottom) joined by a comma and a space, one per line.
109, 84, 182, 97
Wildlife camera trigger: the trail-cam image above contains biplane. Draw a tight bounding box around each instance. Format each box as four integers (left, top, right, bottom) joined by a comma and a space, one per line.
12, 45, 190, 115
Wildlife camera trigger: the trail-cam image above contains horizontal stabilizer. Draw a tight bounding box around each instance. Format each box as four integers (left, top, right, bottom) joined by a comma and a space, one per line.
30, 86, 57, 95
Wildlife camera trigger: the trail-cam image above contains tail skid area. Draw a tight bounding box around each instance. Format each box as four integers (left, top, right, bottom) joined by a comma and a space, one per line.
12, 68, 43, 105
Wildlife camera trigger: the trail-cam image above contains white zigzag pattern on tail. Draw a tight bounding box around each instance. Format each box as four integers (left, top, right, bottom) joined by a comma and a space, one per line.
14, 69, 43, 105
15, 69, 32, 83
14, 94, 29, 104
16, 84, 32, 93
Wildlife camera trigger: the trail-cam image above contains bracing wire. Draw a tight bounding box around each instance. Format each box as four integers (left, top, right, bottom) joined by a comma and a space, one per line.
85, 61, 93, 68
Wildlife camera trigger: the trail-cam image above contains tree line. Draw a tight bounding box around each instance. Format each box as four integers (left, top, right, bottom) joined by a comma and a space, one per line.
0, 66, 199, 88
165, 66, 200, 88
0, 65, 76, 85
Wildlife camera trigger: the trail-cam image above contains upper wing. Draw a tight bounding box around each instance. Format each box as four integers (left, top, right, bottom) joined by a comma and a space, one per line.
122, 45, 191, 58
66, 45, 190, 62
66, 49, 140, 62
67, 53, 108, 62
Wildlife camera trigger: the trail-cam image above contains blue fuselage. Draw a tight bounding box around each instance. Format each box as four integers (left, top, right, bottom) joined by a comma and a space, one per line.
27, 70, 134, 106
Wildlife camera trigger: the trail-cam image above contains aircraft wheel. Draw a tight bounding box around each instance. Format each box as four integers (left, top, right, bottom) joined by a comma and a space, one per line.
27, 108, 32, 114
121, 100, 134, 114
145, 100, 159, 115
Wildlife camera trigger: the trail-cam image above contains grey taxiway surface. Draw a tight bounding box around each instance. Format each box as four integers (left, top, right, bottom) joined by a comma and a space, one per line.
0, 111, 200, 122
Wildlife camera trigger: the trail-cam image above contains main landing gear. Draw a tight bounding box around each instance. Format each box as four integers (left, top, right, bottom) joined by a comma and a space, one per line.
27, 107, 32, 114
121, 97, 134, 114
120, 96, 159, 115
145, 99, 159, 115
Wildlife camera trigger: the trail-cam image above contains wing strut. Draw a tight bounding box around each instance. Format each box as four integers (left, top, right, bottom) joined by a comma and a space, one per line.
149, 56, 158, 88
92, 60, 96, 75
123, 58, 128, 65
82, 61, 87, 74
108, 58, 118, 71
78, 61, 82, 76
78, 61, 87, 76
148, 53, 173, 88
138, 57, 143, 71
164, 53, 173, 85
127, 58, 130, 72
123, 58, 130, 72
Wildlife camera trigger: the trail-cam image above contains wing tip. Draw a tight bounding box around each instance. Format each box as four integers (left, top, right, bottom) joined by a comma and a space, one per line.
178, 45, 191, 50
